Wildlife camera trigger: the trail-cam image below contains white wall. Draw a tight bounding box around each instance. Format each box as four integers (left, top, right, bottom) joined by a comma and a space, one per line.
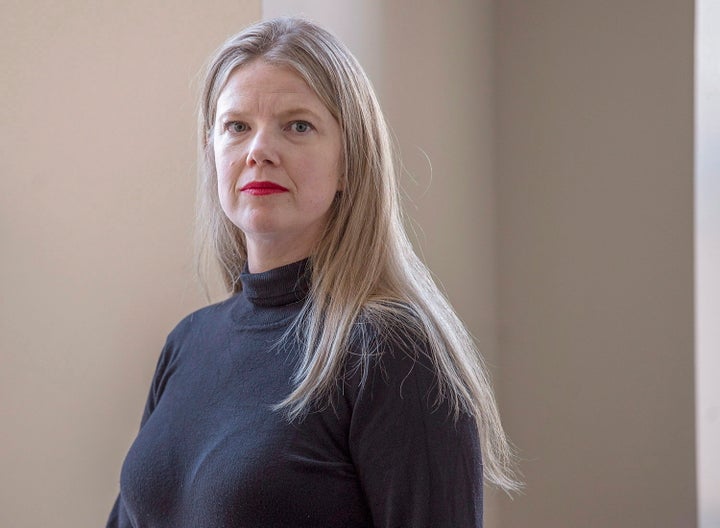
0, 2, 260, 526
696, 1, 720, 526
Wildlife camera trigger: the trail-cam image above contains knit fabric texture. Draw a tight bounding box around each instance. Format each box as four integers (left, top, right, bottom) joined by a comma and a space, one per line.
107, 259, 483, 527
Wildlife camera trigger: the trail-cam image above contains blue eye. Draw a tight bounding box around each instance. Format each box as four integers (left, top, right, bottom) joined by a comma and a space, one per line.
227, 122, 248, 133
290, 121, 312, 133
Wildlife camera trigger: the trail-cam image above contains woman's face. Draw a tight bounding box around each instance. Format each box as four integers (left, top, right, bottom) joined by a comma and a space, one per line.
213, 60, 343, 270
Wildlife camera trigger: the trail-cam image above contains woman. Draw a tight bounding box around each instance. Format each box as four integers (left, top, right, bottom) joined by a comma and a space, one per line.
108, 16, 519, 528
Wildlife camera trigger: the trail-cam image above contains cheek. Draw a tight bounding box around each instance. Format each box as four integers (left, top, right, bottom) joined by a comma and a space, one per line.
299, 165, 339, 207
215, 151, 242, 190
214, 161, 241, 217
301, 150, 341, 189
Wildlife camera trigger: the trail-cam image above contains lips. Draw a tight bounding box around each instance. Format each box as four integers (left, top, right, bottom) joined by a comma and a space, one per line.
239, 181, 289, 196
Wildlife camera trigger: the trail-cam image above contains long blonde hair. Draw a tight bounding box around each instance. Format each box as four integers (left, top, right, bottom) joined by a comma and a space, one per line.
197, 16, 521, 493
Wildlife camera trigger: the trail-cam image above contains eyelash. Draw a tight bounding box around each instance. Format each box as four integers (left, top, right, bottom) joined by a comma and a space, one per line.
225, 122, 248, 133
287, 120, 314, 133
223, 120, 315, 134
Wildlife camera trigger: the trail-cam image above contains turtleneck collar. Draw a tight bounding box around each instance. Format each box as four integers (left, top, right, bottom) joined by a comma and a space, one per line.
240, 259, 311, 308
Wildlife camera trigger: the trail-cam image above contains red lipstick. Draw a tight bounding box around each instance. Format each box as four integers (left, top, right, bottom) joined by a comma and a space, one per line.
239, 181, 289, 196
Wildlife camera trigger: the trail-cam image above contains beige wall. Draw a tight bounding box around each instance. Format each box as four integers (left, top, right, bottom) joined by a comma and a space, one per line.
1, 1, 699, 527
0, 2, 260, 526
495, 2, 696, 526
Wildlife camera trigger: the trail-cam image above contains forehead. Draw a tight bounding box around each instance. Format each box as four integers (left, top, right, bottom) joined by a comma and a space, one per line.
216, 61, 325, 112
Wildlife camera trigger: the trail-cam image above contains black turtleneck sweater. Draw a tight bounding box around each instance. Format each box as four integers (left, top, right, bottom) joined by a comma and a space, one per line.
107, 260, 483, 527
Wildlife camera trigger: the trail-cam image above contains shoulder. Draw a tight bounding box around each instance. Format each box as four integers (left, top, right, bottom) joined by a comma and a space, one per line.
150, 295, 238, 375
349, 300, 428, 357
344, 301, 440, 406
165, 294, 237, 344
147, 295, 238, 388
343, 303, 481, 467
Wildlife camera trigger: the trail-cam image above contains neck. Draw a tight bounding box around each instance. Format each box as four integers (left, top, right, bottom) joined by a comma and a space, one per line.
245, 235, 316, 273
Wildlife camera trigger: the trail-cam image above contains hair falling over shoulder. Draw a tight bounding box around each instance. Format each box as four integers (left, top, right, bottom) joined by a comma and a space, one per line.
195, 16, 522, 494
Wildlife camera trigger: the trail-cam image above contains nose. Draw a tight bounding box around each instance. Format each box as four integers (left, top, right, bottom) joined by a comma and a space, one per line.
246, 128, 280, 167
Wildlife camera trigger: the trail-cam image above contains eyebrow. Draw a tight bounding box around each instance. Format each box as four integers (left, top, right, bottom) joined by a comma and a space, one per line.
216, 106, 325, 123
277, 107, 324, 120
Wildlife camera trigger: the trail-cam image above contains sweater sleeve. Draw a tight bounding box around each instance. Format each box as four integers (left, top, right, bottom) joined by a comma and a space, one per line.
346, 329, 484, 528
106, 337, 177, 528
